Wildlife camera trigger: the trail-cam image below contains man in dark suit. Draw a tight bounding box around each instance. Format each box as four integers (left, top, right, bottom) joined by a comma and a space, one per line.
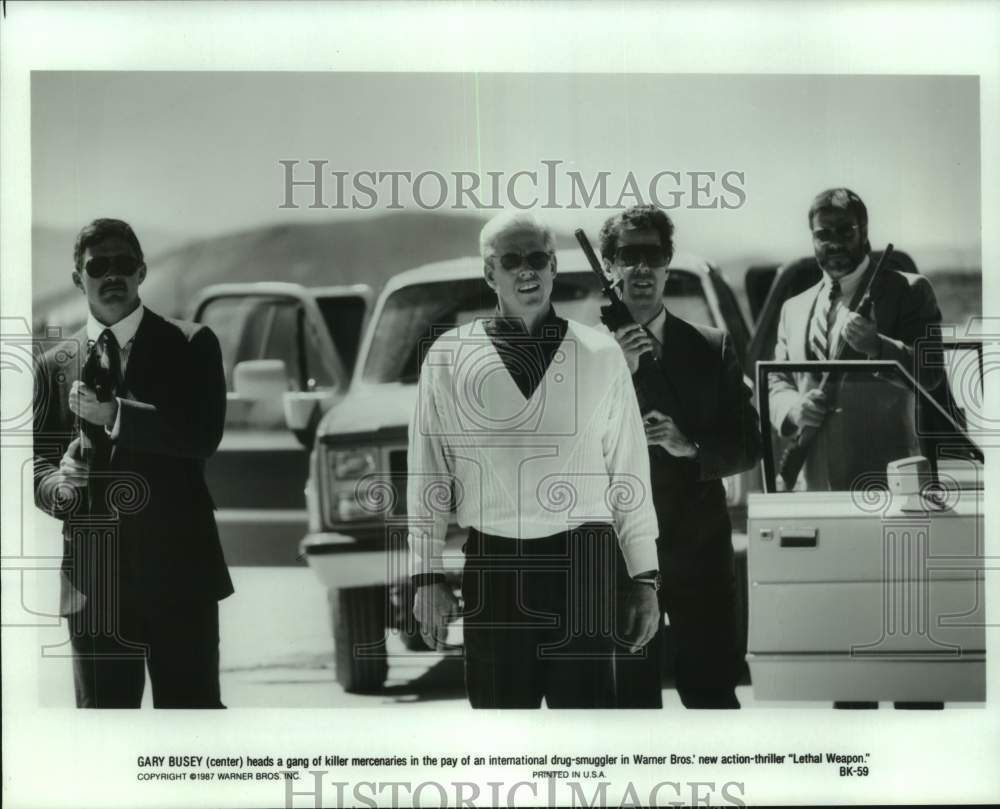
601, 205, 762, 708
769, 188, 944, 491
33, 218, 233, 708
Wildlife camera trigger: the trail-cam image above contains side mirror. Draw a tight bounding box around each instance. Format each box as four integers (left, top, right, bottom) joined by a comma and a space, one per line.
886, 456, 951, 513
283, 391, 330, 447
232, 359, 289, 400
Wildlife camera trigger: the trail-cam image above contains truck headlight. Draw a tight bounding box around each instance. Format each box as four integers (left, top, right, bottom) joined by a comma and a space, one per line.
335, 491, 374, 522
330, 448, 377, 480
320, 445, 387, 525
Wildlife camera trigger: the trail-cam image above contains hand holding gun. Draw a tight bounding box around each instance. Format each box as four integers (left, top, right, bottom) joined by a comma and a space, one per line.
76, 344, 116, 462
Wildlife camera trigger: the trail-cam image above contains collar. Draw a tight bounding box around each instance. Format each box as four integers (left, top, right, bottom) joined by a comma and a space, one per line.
86, 302, 145, 346
640, 306, 667, 342
485, 305, 563, 339
823, 254, 870, 299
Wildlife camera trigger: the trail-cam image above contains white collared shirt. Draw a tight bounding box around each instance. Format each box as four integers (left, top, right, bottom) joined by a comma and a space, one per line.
640, 305, 668, 345
85, 303, 144, 437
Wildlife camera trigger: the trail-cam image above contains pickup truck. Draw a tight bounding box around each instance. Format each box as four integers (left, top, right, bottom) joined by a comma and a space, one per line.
297, 249, 758, 692
189, 282, 372, 565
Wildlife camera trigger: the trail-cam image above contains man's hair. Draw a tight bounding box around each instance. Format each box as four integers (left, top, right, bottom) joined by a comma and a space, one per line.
807, 187, 871, 253
478, 212, 555, 261
807, 188, 868, 230
598, 205, 675, 264
73, 218, 145, 273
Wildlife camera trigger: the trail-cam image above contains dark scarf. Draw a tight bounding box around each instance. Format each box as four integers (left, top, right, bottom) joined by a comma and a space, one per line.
484, 306, 568, 399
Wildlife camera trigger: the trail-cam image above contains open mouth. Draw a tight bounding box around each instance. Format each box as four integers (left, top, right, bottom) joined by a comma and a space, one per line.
517, 282, 541, 293
631, 280, 655, 289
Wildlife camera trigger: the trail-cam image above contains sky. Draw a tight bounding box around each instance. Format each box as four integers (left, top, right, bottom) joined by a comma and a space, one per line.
32, 72, 980, 267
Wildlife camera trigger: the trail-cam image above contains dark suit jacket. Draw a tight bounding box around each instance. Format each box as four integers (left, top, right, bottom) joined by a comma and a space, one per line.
646, 311, 762, 571
33, 308, 234, 616
769, 266, 944, 489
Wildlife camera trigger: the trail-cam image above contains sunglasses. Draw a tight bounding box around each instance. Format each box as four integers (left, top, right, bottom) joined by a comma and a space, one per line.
811, 224, 859, 243
495, 251, 553, 271
614, 245, 669, 268
84, 255, 143, 279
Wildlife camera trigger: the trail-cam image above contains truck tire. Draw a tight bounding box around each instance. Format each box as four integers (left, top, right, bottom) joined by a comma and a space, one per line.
330, 585, 388, 693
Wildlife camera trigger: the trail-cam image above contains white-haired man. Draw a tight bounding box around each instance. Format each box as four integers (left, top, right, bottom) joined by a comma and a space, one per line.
408, 213, 661, 708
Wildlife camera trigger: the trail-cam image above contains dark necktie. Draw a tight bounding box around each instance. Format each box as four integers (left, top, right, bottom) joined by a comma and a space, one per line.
808, 279, 841, 360
641, 318, 663, 362
90, 329, 122, 401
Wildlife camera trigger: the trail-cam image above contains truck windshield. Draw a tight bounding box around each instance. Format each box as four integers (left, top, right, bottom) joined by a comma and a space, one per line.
362, 270, 713, 384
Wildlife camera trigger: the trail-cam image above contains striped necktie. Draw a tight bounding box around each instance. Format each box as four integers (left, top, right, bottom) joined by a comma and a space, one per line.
808, 279, 841, 360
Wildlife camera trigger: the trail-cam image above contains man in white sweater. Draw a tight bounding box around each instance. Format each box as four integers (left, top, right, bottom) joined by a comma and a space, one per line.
409, 212, 661, 708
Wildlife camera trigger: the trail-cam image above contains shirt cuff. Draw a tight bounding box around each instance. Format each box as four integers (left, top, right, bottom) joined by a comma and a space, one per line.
620, 536, 659, 579
105, 397, 123, 440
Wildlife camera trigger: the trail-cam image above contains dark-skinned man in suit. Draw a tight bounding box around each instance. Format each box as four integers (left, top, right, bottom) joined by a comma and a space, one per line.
769, 188, 945, 493
602, 205, 762, 708
33, 218, 233, 708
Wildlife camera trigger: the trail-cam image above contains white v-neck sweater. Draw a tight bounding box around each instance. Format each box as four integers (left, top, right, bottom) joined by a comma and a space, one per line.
407, 317, 659, 578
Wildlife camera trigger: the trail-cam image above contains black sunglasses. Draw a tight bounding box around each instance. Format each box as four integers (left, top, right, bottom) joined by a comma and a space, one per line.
84, 255, 143, 279
495, 251, 553, 271
614, 245, 669, 268
811, 223, 859, 243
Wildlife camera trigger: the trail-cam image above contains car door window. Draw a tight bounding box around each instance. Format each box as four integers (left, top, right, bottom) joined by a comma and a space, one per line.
198, 295, 337, 392
757, 359, 983, 494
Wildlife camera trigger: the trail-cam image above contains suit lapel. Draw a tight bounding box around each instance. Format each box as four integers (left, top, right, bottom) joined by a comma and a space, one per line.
123, 309, 156, 396
657, 311, 687, 380
793, 284, 823, 361
656, 311, 698, 419
58, 327, 88, 429
110, 310, 156, 464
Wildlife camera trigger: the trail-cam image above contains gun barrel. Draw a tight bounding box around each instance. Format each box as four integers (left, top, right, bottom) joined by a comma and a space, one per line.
574, 229, 613, 292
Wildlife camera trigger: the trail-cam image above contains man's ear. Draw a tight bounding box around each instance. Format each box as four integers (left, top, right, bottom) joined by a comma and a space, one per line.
137, 263, 147, 286
72, 271, 84, 293
550, 253, 557, 278
483, 260, 495, 290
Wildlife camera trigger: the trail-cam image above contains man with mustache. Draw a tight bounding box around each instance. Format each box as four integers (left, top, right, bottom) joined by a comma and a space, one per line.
601, 204, 762, 708
33, 218, 232, 707
409, 212, 661, 708
768, 188, 944, 492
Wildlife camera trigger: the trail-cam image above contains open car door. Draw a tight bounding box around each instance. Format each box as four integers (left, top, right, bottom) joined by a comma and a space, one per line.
746, 343, 985, 703
190, 282, 372, 564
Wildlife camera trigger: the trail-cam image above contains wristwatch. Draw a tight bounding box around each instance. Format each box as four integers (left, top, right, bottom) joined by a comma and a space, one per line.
632, 571, 662, 593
